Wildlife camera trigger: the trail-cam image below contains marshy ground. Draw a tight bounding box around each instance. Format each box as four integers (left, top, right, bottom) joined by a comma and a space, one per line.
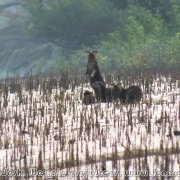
0, 70, 180, 179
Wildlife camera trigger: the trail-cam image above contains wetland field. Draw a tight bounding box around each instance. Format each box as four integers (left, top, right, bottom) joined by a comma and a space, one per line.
0, 71, 180, 179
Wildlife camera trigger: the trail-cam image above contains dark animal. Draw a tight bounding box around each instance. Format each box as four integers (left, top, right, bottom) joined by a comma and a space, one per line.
112, 85, 126, 102
82, 90, 95, 105
125, 85, 142, 103
105, 87, 113, 102
85, 51, 142, 103
105, 85, 122, 102
86, 51, 107, 102
111, 84, 142, 103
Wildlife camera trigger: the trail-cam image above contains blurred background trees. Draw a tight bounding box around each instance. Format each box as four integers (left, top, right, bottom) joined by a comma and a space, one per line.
0, 0, 179, 77
21, 0, 121, 49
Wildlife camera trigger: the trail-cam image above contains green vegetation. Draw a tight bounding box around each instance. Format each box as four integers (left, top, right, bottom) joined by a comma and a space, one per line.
21, 0, 180, 73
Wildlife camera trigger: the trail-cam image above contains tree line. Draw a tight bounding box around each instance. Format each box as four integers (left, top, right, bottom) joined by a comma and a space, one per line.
20, 0, 180, 73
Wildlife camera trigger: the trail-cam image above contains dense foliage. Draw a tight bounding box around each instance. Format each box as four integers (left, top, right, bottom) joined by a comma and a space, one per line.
21, 0, 180, 73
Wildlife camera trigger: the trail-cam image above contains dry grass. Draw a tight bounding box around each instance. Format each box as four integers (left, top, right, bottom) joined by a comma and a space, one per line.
0, 70, 179, 178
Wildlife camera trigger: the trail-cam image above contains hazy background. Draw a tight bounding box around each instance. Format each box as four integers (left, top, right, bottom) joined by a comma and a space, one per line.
0, 0, 179, 78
